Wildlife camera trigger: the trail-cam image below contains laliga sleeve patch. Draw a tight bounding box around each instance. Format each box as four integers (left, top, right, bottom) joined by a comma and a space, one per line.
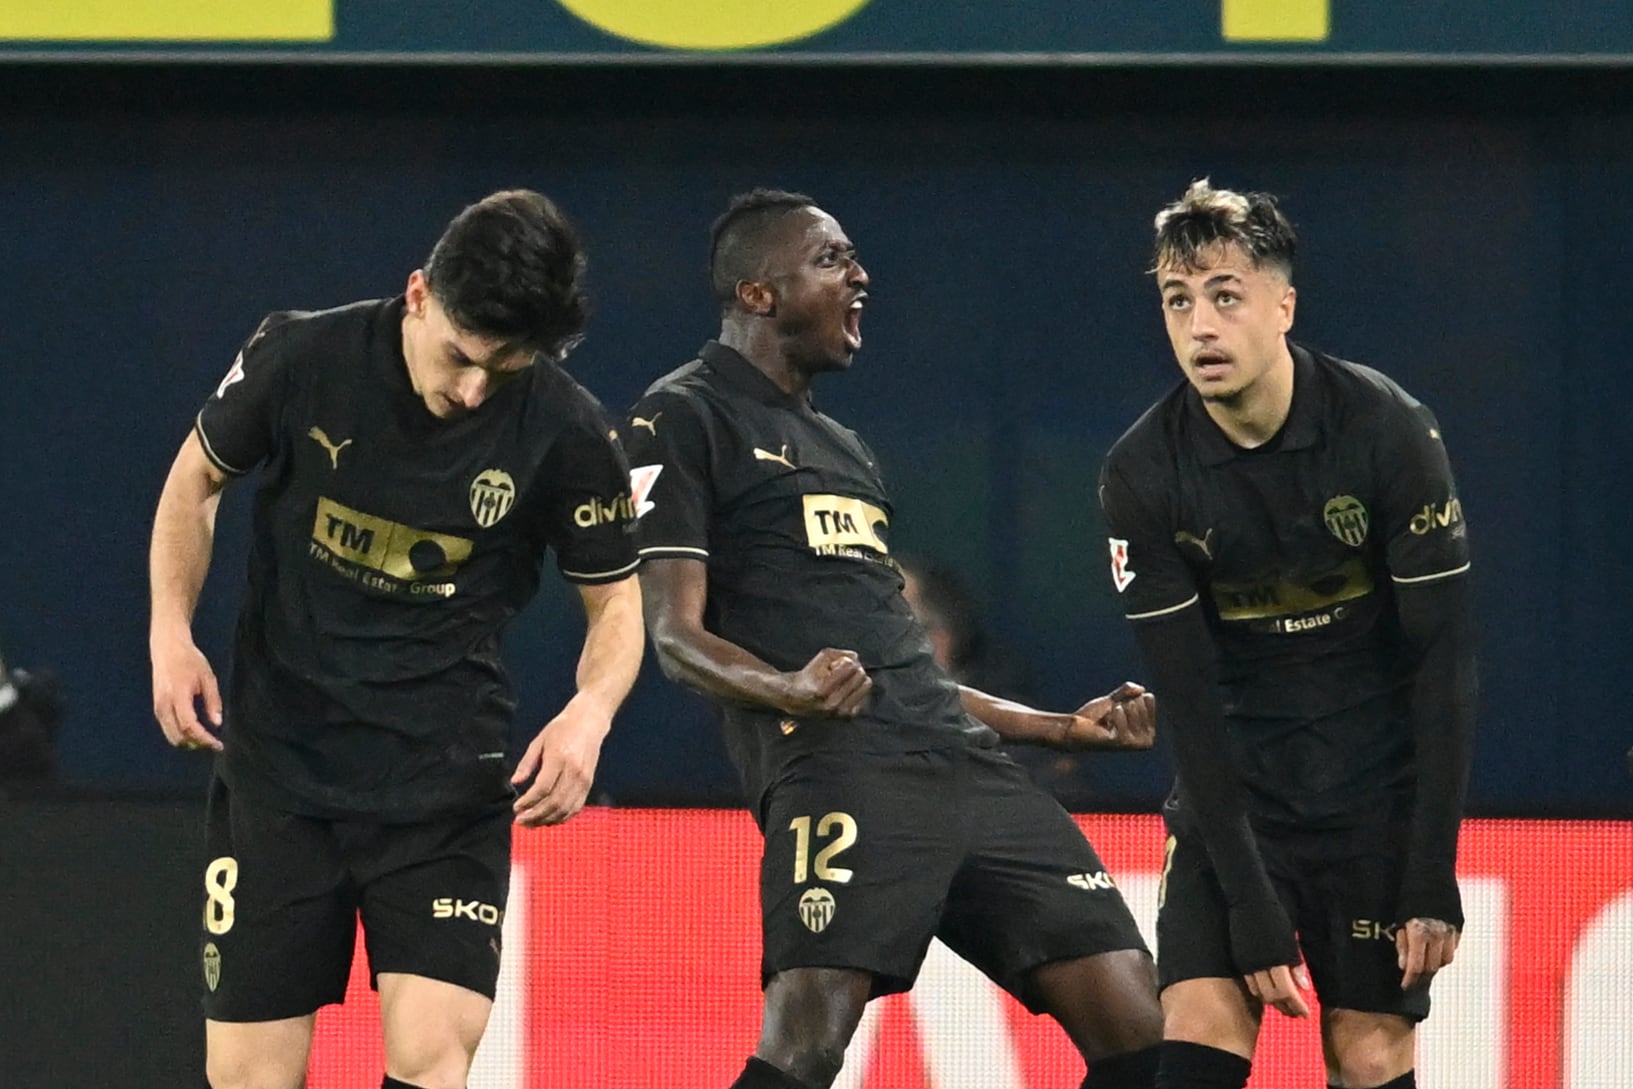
214, 351, 247, 399
1109, 537, 1135, 592
630, 464, 663, 519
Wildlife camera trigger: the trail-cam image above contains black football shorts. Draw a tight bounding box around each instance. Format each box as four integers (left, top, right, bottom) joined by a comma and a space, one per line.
759, 744, 1149, 1011
199, 771, 511, 1021
1155, 814, 1433, 1021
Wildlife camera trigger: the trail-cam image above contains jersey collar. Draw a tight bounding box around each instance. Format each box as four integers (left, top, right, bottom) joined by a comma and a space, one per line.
1188, 342, 1323, 465
698, 340, 814, 411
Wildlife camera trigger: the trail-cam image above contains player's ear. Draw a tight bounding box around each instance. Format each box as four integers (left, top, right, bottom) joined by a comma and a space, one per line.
405, 269, 431, 316
736, 278, 776, 317
1279, 284, 1297, 334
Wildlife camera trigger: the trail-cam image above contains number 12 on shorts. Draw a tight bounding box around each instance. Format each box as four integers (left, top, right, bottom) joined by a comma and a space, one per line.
789, 812, 858, 884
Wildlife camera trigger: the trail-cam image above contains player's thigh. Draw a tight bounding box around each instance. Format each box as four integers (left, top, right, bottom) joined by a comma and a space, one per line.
758, 966, 874, 1074
1296, 825, 1431, 1023
350, 804, 512, 1002
201, 773, 357, 1024
1161, 978, 1262, 1060
205, 1015, 316, 1089
1027, 950, 1164, 1061
1320, 1007, 1415, 1088
378, 971, 494, 1089
759, 749, 963, 997
937, 750, 1150, 1013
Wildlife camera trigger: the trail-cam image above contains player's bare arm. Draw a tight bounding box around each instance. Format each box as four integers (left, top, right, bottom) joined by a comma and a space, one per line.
512, 575, 644, 827
640, 556, 872, 718
148, 430, 230, 752
957, 682, 1156, 751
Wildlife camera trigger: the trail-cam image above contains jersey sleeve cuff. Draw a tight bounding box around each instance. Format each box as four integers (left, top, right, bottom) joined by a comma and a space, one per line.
194, 413, 251, 476
1391, 562, 1471, 586
638, 544, 710, 560
560, 557, 641, 584
1125, 593, 1199, 621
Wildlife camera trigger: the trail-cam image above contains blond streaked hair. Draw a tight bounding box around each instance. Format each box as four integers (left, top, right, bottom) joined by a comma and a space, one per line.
1152, 179, 1297, 279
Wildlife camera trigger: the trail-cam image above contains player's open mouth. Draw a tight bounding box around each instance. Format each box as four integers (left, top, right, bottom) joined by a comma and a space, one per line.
843, 295, 866, 350
1193, 350, 1232, 380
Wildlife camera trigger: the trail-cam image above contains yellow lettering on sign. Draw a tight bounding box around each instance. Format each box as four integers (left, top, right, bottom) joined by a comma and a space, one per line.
556, 0, 873, 51
0, 1, 333, 41
1221, 0, 1329, 42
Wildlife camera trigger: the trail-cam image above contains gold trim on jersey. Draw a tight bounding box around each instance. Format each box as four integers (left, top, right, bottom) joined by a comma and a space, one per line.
561, 558, 641, 581
1126, 594, 1200, 621
1392, 562, 1471, 585
194, 414, 249, 476
1211, 557, 1374, 621
639, 545, 710, 559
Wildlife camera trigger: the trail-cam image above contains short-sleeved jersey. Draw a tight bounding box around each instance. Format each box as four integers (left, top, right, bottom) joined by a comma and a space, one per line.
1099, 344, 1470, 829
195, 297, 637, 821
624, 341, 994, 804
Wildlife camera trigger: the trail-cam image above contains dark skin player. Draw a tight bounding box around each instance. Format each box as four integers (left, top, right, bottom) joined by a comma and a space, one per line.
640, 203, 1163, 1089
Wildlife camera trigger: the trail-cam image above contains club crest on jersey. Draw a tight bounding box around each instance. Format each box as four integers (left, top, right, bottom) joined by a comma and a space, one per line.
1322, 495, 1369, 547
1108, 537, 1135, 592
469, 469, 516, 528
799, 888, 836, 933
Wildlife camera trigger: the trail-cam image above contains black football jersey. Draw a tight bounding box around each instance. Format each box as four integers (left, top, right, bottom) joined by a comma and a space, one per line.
624, 342, 994, 803
1100, 344, 1470, 828
195, 297, 637, 820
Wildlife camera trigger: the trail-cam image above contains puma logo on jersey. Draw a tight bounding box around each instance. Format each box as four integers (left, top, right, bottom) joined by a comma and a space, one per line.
754, 445, 796, 470
1174, 528, 1215, 561
632, 414, 661, 435
307, 427, 353, 468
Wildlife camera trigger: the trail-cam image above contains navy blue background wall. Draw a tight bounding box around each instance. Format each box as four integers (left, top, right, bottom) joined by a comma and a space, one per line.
1, 66, 1628, 814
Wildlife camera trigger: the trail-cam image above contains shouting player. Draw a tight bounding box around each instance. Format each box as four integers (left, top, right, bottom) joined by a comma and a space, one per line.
627, 189, 1165, 1089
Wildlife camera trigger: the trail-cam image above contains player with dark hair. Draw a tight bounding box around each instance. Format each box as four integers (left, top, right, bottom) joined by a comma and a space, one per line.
149, 189, 644, 1089
625, 188, 1165, 1089
1099, 180, 1477, 1089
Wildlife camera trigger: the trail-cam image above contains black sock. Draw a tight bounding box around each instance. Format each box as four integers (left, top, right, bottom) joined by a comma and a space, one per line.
731, 1056, 812, 1089
1155, 1041, 1251, 1089
1330, 1072, 1415, 1089
1083, 1043, 1161, 1088
382, 1078, 432, 1089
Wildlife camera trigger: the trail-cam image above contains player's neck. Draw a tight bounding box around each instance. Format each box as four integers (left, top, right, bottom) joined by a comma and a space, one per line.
397, 314, 444, 419
717, 322, 811, 399
1202, 342, 1296, 449
399, 315, 427, 395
